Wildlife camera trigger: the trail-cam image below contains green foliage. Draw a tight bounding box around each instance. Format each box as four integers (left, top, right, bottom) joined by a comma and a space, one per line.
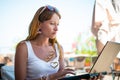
72, 31, 97, 56
85, 57, 91, 63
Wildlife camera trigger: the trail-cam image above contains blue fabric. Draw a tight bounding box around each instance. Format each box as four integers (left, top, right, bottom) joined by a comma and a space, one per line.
69, 58, 75, 61
1, 65, 14, 80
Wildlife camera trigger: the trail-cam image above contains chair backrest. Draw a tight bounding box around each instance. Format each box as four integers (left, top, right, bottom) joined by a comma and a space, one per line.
1, 65, 15, 80
0, 63, 5, 79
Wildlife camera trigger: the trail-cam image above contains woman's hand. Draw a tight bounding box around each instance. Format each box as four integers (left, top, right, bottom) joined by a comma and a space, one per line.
58, 68, 75, 78
49, 68, 75, 80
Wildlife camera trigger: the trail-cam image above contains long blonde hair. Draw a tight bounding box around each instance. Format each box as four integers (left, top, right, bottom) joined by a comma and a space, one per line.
25, 5, 63, 58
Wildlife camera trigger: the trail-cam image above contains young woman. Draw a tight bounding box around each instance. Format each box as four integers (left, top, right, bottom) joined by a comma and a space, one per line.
15, 5, 75, 80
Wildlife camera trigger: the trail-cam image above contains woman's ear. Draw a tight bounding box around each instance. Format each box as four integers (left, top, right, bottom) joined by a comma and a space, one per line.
37, 22, 42, 34
37, 28, 42, 34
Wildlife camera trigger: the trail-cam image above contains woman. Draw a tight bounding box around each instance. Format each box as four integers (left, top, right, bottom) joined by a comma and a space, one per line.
15, 5, 102, 80
15, 5, 75, 80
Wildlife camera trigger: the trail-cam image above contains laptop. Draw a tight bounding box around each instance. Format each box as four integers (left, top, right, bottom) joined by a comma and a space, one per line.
59, 41, 120, 80
89, 41, 120, 73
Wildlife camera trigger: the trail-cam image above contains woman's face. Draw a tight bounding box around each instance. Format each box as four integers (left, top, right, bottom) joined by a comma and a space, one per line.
40, 13, 60, 39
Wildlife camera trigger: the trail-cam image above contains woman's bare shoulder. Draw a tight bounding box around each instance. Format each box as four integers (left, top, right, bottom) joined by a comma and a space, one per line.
15, 40, 28, 60
16, 40, 26, 47
16, 40, 27, 53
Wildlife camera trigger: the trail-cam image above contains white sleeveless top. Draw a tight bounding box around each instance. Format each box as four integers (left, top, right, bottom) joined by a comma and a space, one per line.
25, 41, 60, 79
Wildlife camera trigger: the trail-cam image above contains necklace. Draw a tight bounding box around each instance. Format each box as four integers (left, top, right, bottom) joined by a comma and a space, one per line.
46, 51, 55, 62
45, 47, 55, 62
32, 42, 56, 62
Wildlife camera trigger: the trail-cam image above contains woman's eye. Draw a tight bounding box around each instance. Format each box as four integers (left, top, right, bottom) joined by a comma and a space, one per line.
50, 22, 59, 26
50, 23, 54, 25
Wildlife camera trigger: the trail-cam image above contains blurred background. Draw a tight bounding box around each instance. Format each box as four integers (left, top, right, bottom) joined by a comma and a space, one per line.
0, 0, 96, 54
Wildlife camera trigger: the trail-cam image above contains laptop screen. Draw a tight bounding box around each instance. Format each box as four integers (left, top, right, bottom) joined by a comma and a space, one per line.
89, 41, 120, 73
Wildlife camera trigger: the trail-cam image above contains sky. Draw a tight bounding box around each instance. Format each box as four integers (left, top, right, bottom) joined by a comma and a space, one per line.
0, 0, 95, 53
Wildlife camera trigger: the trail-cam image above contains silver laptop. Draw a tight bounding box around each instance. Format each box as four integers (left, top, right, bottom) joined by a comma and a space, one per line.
89, 41, 120, 73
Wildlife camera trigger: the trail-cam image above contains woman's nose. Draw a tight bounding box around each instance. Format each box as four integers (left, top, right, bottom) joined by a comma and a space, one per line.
54, 25, 58, 31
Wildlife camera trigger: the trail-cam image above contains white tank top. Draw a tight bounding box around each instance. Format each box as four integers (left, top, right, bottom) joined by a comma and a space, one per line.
25, 41, 60, 79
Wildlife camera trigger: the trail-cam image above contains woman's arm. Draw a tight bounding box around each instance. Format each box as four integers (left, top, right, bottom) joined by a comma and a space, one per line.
15, 41, 28, 80
58, 45, 65, 71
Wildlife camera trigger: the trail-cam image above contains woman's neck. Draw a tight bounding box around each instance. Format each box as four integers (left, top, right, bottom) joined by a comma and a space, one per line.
31, 37, 51, 47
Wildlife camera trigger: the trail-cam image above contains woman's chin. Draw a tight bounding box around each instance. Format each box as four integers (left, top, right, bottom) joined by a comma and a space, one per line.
50, 36, 56, 39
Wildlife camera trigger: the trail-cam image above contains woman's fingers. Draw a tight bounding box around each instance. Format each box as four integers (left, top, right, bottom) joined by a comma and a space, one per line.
64, 68, 76, 75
